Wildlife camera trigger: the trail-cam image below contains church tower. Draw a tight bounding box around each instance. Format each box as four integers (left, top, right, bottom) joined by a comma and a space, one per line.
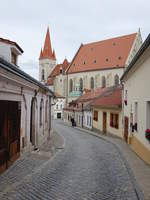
39, 27, 56, 83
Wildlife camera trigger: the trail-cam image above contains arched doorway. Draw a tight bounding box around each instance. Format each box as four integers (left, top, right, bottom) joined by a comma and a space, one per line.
30, 97, 37, 146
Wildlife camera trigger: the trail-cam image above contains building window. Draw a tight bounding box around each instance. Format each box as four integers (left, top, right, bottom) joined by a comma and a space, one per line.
110, 113, 119, 129
134, 102, 138, 131
56, 104, 59, 110
60, 104, 62, 109
90, 116, 92, 126
79, 78, 83, 92
60, 68, 63, 74
87, 115, 89, 125
90, 77, 94, 89
69, 79, 73, 92
94, 110, 98, 121
114, 74, 119, 86
102, 76, 106, 88
60, 79, 62, 82
42, 69, 45, 81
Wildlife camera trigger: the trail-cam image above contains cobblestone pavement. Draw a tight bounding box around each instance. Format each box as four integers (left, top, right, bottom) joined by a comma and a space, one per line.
0, 120, 144, 200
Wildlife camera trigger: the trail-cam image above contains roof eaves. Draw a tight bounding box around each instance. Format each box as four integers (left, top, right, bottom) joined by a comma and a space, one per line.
121, 33, 150, 81
0, 58, 54, 96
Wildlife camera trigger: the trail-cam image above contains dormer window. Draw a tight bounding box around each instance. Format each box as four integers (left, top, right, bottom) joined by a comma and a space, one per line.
11, 52, 17, 65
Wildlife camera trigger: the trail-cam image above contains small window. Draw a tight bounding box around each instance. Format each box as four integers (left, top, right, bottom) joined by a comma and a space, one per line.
94, 60, 96, 63
106, 58, 109, 62
60, 79, 62, 82
118, 56, 122, 60
42, 69, 45, 81
74, 63, 75, 66
60, 69, 63, 74
94, 110, 98, 121
101, 76, 106, 88
83, 61, 86, 65
113, 42, 116, 46
110, 113, 119, 129
114, 74, 119, 86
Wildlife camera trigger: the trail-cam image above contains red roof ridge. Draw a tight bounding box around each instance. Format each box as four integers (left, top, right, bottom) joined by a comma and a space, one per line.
83, 32, 137, 47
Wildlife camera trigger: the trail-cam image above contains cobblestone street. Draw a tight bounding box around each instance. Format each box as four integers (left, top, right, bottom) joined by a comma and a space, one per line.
0, 120, 144, 200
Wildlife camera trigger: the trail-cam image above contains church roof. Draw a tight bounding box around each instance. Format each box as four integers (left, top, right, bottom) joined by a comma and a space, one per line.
46, 58, 69, 86
39, 27, 56, 60
67, 33, 137, 74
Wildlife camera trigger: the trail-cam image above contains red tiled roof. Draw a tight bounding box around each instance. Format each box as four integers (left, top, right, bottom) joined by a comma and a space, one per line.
46, 58, 70, 86
0, 38, 23, 53
39, 27, 56, 60
67, 33, 137, 74
77, 87, 106, 102
91, 86, 122, 107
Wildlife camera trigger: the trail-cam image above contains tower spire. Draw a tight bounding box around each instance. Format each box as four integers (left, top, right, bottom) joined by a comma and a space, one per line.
41, 27, 54, 60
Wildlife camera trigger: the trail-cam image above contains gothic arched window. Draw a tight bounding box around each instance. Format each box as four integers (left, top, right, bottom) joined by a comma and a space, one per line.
90, 77, 94, 89
102, 76, 106, 88
114, 74, 119, 86
42, 69, 45, 81
79, 78, 83, 92
69, 79, 73, 92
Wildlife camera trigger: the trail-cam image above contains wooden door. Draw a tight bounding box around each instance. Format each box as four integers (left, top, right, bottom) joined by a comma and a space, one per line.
124, 117, 129, 143
103, 112, 107, 133
0, 101, 20, 174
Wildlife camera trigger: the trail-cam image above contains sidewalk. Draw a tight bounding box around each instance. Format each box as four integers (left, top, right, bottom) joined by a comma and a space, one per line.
75, 126, 150, 200
0, 130, 64, 196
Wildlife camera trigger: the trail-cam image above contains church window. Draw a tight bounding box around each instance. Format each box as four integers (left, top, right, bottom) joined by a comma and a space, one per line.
42, 69, 45, 81
114, 74, 119, 85
69, 79, 73, 92
90, 77, 94, 89
102, 76, 106, 88
79, 78, 83, 92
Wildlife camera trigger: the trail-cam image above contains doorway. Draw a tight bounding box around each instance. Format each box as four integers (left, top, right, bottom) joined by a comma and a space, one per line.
0, 100, 21, 174
103, 112, 107, 133
57, 113, 61, 119
124, 116, 129, 143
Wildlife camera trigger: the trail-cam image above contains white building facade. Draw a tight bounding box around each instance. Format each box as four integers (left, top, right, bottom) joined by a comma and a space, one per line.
121, 34, 150, 165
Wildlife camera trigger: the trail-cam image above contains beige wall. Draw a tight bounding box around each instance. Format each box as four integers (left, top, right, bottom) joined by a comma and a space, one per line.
93, 107, 123, 138
123, 45, 150, 163
54, 74, 67, 97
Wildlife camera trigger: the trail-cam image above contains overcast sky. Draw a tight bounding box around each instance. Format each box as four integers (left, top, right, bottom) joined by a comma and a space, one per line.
0, 0, 149, 79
